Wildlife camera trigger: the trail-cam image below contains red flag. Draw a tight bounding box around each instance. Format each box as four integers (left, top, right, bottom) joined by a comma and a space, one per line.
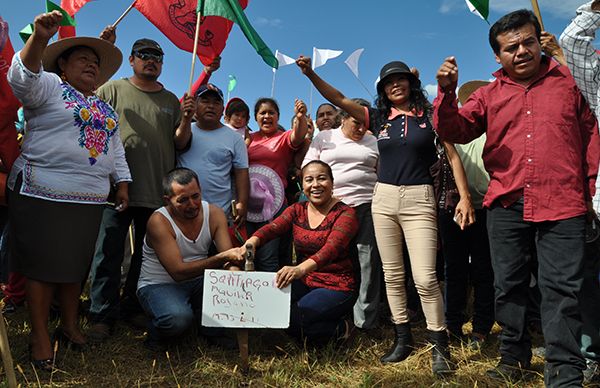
58, 0, 92, 39
0, 16, 21, 174
134, 0, 248, 66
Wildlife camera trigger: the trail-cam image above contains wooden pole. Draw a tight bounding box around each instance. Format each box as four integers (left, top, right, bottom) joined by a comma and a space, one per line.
530, 0, 545, 30
236, 244, 255, 374
188, 14, 203, 96
0, 309, 17, 387
112, 0, 136, 28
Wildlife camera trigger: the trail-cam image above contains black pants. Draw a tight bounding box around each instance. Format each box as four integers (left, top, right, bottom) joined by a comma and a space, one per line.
439, 209, 494, 336
487, 200, 585, 387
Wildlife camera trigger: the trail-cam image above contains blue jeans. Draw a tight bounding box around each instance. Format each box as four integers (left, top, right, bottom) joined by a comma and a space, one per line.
352, 203, 382, 329
89, 206, 154, 325
439, 209, 494, 336
288, 280, 356, 344
487, 199, 585, 387
137, 277, 204, 341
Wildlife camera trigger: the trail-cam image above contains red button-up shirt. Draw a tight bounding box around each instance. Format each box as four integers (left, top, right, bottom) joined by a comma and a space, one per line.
433, 57, 600, 222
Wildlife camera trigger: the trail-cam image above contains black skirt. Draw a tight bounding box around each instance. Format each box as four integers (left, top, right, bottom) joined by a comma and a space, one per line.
8, 177, 103, 283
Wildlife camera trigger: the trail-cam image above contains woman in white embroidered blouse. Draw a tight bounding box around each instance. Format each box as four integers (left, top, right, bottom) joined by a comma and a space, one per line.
6, 11, 130, 371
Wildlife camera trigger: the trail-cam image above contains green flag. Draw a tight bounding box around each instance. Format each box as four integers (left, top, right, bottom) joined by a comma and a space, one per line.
19, 23, 34, 44
228, 75, 237, 92
197, 0, 278, 69
46, 0, 77, 27
465, 0, 489, 22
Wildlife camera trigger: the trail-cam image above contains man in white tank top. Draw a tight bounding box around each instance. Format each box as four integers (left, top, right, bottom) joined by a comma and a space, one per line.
137, 168, 245, 350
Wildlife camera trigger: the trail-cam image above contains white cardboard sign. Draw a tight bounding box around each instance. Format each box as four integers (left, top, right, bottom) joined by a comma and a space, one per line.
201, 269, 291, 328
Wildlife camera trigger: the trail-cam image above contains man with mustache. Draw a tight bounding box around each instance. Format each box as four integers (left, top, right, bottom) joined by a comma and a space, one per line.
88, 38, 196, 342
434, 9, 600, 387
177, 84, 249, 227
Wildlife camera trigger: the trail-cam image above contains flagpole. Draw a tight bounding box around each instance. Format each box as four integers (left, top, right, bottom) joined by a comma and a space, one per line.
355, 76, 375, 100
530, 0, 544, 30
271, 70, 276, 98
186, 11, 203, 118
227, 89, 230, 103
309, 84, 313, 116
112, 0, 137, 28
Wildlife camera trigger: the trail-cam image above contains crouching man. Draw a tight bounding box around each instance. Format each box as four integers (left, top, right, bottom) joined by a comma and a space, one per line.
137, 167, 244, 349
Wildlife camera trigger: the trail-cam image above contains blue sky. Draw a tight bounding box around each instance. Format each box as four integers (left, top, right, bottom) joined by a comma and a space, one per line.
1, 0, 594, 127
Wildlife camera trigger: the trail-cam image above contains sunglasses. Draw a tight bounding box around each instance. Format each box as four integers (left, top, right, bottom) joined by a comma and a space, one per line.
133, 51, 163, 63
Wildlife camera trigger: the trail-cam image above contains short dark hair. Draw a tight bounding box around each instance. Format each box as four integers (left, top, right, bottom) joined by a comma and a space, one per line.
301, 160, 334, 182
162, 167, 200, 197
316, 103, 337, 116
340, 98, 370, 119
225, 98, 250, 119
254, 97, 280, 119
489, 9, 541, 54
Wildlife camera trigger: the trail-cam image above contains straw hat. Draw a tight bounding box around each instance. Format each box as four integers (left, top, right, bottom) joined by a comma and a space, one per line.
247, 165, 285, 223
42, 36, 122, 87
457, 80, 490, 105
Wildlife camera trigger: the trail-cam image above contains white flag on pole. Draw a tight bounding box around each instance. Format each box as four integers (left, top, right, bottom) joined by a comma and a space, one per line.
273, 50, 296, 73
312, 47, 343, 69
344, 48, 364, 78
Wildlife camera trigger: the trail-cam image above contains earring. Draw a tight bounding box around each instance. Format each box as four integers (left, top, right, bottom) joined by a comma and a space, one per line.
60, 72, 67, 82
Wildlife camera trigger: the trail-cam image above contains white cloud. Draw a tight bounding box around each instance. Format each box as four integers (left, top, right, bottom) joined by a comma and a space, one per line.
425, 84, 438, 100
254, 17, 283, 28
439, 0, 581, 19
489, 0, 581, 19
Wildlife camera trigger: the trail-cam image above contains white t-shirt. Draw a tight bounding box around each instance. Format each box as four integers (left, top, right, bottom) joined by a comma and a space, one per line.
302, 127, 378, 207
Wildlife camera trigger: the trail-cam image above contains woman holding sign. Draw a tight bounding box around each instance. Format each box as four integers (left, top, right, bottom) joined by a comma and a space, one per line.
243, 160, 359, 344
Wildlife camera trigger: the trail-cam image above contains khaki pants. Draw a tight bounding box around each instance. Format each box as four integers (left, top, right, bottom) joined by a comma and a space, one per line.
372, 182, 445, 331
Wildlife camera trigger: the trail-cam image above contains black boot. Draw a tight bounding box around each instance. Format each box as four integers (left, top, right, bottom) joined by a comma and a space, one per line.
429, 330, 454, 376
380, 323, 413, 363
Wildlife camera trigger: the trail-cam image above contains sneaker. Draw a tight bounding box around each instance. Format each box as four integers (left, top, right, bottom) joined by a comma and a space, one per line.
584, 359, 600, 385
87, 323, 111, 343
486, 362, 532, 383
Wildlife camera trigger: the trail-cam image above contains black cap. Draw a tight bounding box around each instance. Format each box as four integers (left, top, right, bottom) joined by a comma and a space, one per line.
195, 83, 224, 101
376, 61, 420, 92
131, 38, 164, 55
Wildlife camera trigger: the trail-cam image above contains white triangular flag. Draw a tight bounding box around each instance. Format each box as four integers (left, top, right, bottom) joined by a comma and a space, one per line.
312, 47, 343, 70
273, 50, 296, 73
344, 48, 364, 78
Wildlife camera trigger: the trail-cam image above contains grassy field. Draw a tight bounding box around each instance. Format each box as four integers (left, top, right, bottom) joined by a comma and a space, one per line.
0, 307, 557, 388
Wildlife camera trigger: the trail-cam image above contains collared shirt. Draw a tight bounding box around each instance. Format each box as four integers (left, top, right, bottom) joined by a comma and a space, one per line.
560, 0, 600, 212
433, 57, 600, 222
366, 106, 437, 186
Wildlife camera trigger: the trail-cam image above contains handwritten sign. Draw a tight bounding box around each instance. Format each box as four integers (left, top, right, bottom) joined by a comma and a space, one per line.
201, 270, 291, 328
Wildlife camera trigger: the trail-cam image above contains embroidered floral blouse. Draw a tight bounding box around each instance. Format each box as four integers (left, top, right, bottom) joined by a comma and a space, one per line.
6, 52, 131, 204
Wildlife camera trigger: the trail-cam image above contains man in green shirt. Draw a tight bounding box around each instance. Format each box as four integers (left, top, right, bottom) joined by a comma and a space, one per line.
88, 38, 196, 342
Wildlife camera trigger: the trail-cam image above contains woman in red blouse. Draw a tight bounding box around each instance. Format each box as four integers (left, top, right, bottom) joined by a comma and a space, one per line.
243, 160, 358, 343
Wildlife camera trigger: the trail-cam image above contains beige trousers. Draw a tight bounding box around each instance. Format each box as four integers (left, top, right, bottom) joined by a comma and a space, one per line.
371, 182, 445, 331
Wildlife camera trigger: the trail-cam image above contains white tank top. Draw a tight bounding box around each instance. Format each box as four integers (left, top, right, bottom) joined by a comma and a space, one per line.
138, 201, 212, 289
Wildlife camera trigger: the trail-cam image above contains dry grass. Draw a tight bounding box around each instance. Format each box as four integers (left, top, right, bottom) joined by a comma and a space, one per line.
0, 308, 557, 388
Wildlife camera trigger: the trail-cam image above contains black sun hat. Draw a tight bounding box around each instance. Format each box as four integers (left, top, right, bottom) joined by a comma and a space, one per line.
376, 61, 420, 93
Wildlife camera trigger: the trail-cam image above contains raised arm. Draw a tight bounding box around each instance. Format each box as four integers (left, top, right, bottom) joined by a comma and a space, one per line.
433, 56, 486, 144
290, 99, 309, 147
174, 93, 196, 150
296, 56, 367, 124
559, 1, 600, 113
20, 11, 62, 73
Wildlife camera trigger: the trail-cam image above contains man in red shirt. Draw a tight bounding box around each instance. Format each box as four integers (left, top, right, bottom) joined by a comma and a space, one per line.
434, 9, 600, 387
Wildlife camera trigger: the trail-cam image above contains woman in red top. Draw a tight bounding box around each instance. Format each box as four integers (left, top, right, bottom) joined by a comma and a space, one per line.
244, 161, 358, 344
246, 98, 308, 272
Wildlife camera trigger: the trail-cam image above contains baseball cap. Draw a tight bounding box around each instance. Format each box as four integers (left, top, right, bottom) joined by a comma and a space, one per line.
195, 84, 224, 101
131, 38, 164, 55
